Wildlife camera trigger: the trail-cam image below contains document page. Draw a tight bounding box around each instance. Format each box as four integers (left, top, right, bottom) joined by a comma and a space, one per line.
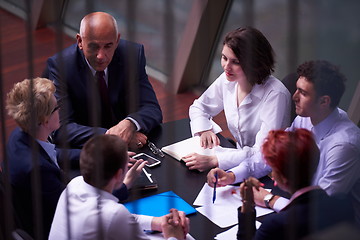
214, 222, 262, 240
194, 183, 273, 228
146, 232, 195, 240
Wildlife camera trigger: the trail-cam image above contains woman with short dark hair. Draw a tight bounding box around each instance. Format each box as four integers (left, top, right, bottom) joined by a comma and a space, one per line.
186, 27, 291, 176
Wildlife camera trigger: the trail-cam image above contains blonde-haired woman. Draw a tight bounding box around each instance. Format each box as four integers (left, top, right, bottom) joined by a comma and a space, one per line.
6, 78, 140, 239
6, 78, 67, 239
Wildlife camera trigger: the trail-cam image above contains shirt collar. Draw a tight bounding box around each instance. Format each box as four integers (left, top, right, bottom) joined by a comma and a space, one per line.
312, 108, 339, 143
223, 73, 269, 102
85, 58, 108, 77
238, 81, 265, 106
37, 139, 59, 168
285, 185, 321, 208
250, 81, 266, 100
78, 176, 119, 203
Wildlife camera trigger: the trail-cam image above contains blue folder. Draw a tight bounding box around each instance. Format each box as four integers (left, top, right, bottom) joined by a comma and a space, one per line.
124, 191, 197, 217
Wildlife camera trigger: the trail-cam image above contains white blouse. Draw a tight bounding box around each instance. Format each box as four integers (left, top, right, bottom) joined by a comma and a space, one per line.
189, 72, 291, 171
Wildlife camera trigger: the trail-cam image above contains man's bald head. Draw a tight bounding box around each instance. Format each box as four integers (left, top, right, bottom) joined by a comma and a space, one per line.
79, 12, 119, 38
76, 12, 120, 71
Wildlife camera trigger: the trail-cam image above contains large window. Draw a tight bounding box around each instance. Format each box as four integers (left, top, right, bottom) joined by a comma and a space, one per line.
206, 0, 360, 110
63, 0, 193, 80
3, 0, 26, 10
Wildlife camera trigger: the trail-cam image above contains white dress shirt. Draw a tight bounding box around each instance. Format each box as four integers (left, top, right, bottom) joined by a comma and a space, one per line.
189, 72, 291, 172
49, 176, 152, 240
273, 108, 360, 225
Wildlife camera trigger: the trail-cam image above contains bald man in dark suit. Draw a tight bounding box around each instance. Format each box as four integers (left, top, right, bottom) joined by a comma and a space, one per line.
43, 12, 162, 149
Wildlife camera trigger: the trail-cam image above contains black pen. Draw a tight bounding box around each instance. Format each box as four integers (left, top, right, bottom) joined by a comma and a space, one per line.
213, 172, 218, 203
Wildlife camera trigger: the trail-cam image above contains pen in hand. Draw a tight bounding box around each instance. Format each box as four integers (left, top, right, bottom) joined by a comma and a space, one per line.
213, 172, 218, 204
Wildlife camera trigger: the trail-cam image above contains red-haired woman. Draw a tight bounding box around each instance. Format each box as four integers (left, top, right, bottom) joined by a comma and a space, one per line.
237, 129, 355, 239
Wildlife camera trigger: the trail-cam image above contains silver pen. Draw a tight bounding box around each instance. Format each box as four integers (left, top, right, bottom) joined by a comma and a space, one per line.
142, 168, 153, 183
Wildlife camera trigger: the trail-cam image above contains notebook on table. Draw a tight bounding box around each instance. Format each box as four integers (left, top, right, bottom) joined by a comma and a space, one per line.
161, 136, 215, 161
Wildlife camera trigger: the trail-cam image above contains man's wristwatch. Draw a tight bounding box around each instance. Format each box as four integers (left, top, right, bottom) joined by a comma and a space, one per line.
264, 194, 275, 209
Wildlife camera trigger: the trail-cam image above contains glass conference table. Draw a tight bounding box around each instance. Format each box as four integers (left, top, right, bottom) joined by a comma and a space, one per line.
124, 118, 289, 239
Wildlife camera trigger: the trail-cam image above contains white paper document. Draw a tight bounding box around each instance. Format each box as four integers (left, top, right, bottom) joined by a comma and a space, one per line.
146, 232, 195, 240
193, 183, 241, 206
194, 183, 274, 228
214, 222, 262, 240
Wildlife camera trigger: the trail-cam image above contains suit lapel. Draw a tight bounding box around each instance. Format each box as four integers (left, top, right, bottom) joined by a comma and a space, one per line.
77, 48, 93, 88
21, 131, 59, 169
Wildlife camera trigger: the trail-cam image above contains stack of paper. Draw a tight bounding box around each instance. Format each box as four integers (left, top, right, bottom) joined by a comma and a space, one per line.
161, 136, 216, 161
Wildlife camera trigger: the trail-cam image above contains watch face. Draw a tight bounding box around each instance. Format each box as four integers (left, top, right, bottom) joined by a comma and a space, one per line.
264, 194, 273, 201
264, 194, 274, 208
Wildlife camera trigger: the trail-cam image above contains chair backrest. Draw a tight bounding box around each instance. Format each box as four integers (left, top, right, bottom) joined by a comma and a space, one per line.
1, 171, 15, 239
0, 172, 33, 240
282, 72, 298, 123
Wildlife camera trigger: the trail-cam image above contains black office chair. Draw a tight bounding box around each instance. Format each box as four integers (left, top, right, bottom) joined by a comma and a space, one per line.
11, 229, 33, 240
0, 172, 33, 240
282, 72, 298, 123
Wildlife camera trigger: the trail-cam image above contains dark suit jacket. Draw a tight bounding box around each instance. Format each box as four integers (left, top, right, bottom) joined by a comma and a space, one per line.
237, 189, 355, 240
7, 127, 67, 239
43, 39, 162, 148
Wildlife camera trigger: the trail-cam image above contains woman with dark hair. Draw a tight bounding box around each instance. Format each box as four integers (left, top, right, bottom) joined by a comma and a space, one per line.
237, 129, 354, 240
185, 27, 291, 175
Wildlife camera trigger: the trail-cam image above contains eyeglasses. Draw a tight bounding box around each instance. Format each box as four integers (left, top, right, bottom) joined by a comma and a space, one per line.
148, 141, 164, 158
51, 105, 60, 115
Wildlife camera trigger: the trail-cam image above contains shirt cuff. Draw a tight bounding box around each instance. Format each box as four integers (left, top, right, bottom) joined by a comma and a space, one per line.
190, 119, 213, 136
125, 117, 141, 131
216, 147, 248, 170
227, 164, 249, 183
210, 119, 222, 134
133, 214, 153, 231
272, 197, 289, 212
167, 238, 178, 240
